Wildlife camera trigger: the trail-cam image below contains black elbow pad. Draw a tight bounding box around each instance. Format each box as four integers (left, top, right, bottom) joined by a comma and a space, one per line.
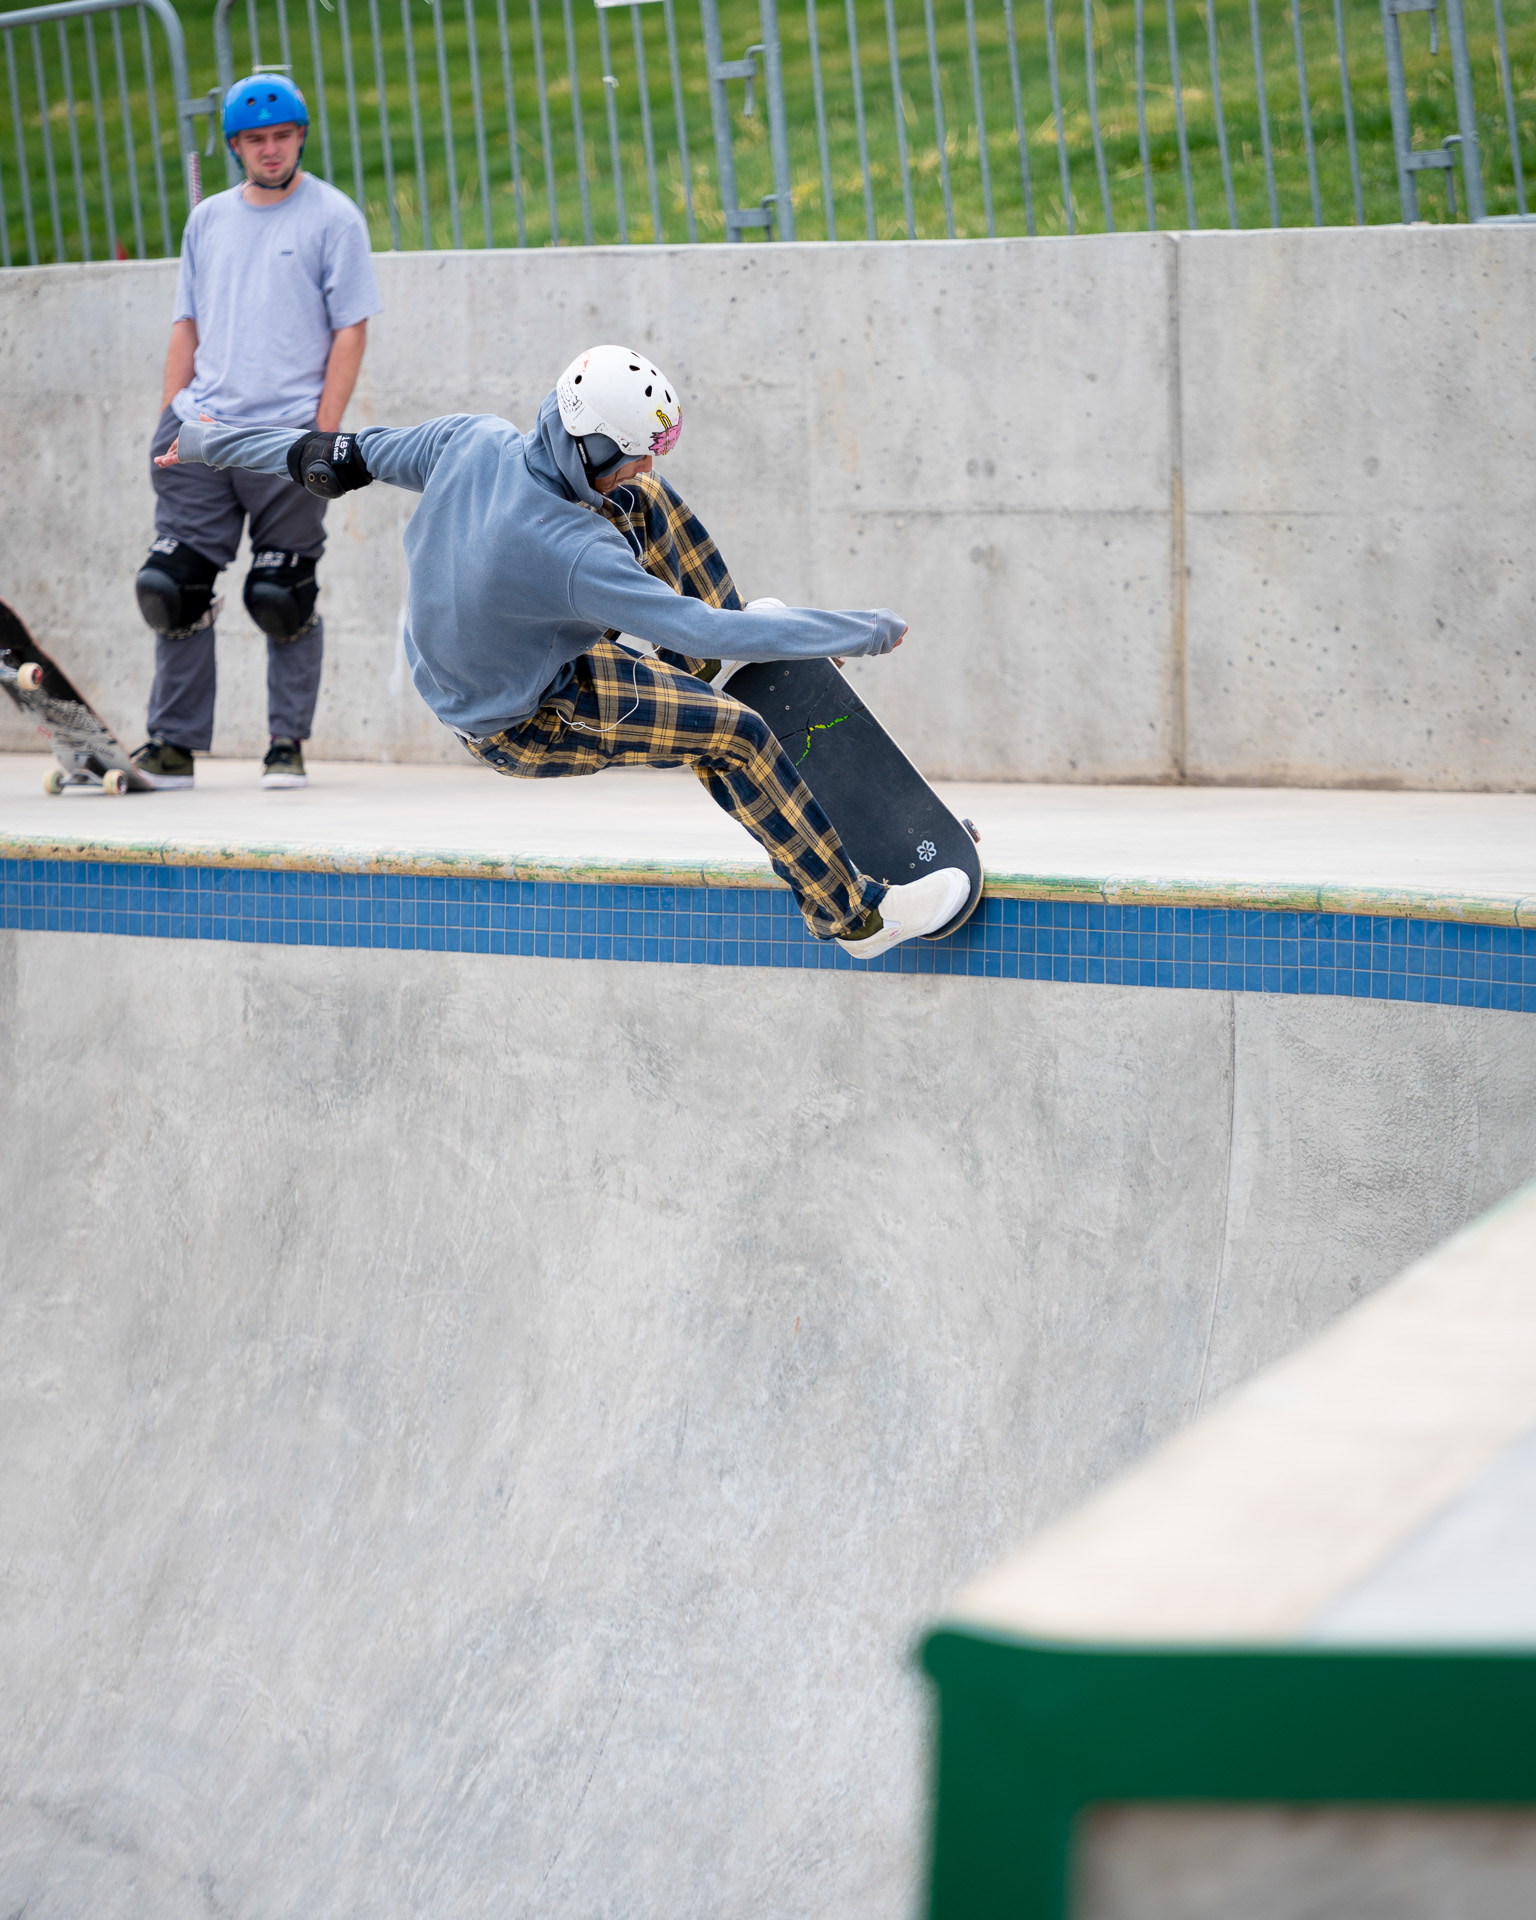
287, 430, 373, 499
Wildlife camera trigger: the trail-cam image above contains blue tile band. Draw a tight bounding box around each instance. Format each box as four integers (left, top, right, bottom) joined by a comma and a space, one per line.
3, 859, 1533, 1010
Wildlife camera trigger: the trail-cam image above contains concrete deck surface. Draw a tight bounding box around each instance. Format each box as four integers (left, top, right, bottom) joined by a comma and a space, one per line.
0, 754, 1532, 920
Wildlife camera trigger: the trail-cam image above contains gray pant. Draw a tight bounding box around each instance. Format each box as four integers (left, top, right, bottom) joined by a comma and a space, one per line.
146, 406, 327, 750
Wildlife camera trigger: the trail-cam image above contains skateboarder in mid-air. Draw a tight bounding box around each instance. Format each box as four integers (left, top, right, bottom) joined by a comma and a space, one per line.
154, 344, 971, 958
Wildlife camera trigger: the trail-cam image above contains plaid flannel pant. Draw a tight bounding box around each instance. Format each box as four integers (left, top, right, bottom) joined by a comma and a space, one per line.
464, 474, 883, 940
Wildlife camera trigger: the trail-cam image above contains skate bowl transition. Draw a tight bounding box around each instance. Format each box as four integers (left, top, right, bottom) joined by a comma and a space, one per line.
1, 758, 1535, 1918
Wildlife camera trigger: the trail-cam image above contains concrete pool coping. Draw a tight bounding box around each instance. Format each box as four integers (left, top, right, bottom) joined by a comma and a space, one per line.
2, 755, 1533, 927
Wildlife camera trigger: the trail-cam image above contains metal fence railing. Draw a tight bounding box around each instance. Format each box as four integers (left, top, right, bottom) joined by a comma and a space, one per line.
0, 0, 217, 264
3, 0, 1535, 263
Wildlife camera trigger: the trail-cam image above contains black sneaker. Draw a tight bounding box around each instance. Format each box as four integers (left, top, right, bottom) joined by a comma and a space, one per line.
131, 737, 195, 789
260, 737, 307, 789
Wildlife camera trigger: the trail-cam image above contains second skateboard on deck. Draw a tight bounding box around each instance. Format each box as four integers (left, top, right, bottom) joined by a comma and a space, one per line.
0, 597, 157, 796
723, 657, 982, 940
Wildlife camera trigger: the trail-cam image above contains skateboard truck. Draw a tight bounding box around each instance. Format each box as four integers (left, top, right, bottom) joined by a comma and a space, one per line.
42, 765, 131, 795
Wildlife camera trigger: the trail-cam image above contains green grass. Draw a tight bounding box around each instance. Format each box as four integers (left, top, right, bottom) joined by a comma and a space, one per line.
3, 0, 1535, 261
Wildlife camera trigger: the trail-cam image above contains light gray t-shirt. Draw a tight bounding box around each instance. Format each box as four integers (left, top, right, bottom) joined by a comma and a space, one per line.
171, 174, 381, 428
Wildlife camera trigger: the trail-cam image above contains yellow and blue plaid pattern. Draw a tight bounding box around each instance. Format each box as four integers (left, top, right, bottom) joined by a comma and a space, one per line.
465, 474, 882, 940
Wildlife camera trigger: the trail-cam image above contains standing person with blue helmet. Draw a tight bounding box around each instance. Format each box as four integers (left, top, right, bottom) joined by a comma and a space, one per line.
131, 72, 381, 789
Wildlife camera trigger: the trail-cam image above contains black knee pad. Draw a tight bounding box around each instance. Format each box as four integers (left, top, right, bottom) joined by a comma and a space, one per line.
136, 537, 221, 637
244, 550, 320, 644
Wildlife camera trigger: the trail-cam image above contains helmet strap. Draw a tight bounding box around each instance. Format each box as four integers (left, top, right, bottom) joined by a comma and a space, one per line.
576, 432, 630, 482
247, 161, 302, 194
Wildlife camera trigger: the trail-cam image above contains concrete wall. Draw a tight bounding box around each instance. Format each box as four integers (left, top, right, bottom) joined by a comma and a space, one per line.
3, 932, 1536, 1918
1, 225, 1533, 786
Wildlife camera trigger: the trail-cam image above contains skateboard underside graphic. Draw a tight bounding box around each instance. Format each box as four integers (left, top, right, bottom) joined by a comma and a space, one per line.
724, 657, 983, 938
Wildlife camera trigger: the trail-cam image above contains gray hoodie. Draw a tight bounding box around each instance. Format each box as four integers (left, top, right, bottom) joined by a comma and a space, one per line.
174, 393, 907, 739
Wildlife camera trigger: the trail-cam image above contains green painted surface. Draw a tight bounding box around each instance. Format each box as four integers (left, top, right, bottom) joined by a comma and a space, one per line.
921, 1628, 1536, 1920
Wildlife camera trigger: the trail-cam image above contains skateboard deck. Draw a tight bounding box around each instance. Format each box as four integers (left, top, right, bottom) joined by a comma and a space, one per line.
723, 657, 982, 939
0, 597, 154, 795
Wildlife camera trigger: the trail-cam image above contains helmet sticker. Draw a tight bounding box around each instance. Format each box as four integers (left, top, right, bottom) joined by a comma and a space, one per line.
649, 410, 682, 456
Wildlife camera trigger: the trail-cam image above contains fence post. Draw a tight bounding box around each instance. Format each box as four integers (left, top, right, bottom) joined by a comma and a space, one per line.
698, 0, 774, 240
212, 0, 241, 186
697, 0, 742, 239
127, 0, 199, 215
757, 0, 794, 239
1442, 0, 1485, 218
1380, 0, 1485, 221
1379, 0, 1421, 221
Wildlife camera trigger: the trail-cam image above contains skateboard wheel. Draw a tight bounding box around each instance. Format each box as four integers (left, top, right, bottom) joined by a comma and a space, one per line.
42, 766, 66, 795
102, 769, 130, 796
963, 818, 981, 844
16, 662, 44, 692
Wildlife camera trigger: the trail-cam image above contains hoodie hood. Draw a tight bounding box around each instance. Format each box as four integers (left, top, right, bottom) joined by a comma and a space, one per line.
524, 388, 605, 509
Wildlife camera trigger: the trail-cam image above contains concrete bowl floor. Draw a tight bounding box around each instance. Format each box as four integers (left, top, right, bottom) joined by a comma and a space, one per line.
0, 754, 1533, 910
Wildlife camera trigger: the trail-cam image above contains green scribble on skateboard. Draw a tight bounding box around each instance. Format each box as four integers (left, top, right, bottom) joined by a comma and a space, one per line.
797, 713, 851, 764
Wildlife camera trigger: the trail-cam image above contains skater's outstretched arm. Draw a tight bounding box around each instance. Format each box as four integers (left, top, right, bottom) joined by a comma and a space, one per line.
569, 539, 906, 666
155, 417, 298, 477
158, 415, 473, 494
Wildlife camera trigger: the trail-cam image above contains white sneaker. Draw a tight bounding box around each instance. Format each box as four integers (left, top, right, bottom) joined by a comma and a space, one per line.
835, 866, 971, 960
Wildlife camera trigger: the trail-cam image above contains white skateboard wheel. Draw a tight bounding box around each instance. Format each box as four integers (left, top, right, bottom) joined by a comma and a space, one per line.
102, 769, 130, 796
42, 766, 65, 795
16, 662, 44, 692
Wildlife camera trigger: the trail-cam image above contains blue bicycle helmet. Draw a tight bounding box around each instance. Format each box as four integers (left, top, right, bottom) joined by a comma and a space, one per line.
222, 72, 310, 152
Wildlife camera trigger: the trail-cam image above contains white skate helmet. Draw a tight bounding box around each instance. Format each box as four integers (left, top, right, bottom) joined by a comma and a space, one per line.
556, 345, 683, 466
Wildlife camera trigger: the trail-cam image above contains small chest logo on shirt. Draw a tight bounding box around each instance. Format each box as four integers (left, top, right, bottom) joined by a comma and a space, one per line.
279, 248, 294, 255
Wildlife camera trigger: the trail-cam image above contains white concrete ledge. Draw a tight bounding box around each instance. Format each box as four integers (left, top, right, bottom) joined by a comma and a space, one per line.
1, 756, 1533, 924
